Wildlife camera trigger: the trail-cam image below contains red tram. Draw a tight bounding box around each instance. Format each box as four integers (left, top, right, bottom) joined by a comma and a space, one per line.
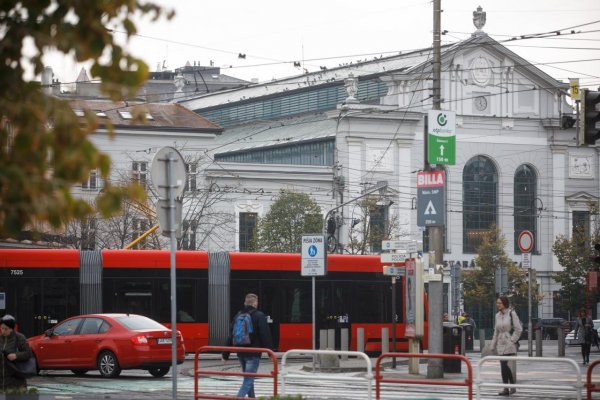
0, 249, 427, 352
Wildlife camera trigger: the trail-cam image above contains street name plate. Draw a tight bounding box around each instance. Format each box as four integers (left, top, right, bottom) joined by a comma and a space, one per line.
423, 273, 442, 282
381, 253, 407, 263
382, 240, 418, 253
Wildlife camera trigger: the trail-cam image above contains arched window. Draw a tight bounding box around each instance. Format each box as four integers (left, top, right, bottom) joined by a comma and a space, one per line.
514, 164, 537, 253
463, 156, 498, 253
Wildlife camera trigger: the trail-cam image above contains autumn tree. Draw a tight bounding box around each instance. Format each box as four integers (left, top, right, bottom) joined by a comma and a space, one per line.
0, 1, 173, 237
461, 224, 536, 329
552, 213, 600, 317
251, 190, 321, 253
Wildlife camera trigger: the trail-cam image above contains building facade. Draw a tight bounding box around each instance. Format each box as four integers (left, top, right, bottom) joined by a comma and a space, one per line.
177, 14, 589, 320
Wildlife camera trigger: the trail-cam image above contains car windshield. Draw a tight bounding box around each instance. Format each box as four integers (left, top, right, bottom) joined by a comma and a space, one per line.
115, 315, 167, 331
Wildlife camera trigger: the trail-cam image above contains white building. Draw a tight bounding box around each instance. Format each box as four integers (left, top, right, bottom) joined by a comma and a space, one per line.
176, 9, 588, 320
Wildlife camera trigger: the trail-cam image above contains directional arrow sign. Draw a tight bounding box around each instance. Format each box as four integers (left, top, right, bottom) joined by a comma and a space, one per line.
417, 170, 445, 227
427, 110, 456, 165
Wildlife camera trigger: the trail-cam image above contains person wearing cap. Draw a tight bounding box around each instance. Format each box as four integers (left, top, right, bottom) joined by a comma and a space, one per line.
1, 314, 33, 393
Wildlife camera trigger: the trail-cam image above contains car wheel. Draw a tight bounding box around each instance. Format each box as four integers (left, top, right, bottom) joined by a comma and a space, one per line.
148, 367, 170, 378
97, 351, 121, 378
71, 369, 88, 376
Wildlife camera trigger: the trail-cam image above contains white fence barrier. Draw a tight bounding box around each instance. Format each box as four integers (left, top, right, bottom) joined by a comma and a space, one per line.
476, 355, 582, 400
281, 349, 373, 399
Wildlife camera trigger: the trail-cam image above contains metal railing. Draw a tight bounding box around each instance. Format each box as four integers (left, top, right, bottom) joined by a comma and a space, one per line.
194, 345, 278, 399
476, 356, 582, 400
281, 349, 373, 399
375, 352, 473, 400
587, 359, 600, 400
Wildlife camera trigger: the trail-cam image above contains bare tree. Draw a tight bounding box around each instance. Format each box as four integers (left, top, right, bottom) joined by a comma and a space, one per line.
344, 197, 400, 255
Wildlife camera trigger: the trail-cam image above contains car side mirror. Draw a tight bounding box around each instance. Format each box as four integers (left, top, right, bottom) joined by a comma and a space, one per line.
45, 329, 53, 337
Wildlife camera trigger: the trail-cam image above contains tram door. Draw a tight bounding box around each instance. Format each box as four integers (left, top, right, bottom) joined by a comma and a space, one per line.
316, 281, 352, 350
11, 278, 79, 338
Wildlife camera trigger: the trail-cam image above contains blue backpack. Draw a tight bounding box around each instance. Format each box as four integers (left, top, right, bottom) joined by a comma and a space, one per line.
232, 310, 254, 345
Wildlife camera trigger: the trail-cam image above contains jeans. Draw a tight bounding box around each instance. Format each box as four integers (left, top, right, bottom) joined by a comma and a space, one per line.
237, 355, 260, 398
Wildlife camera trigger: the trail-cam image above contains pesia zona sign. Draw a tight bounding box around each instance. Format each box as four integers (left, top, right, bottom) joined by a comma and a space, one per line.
427, 110, 456, 165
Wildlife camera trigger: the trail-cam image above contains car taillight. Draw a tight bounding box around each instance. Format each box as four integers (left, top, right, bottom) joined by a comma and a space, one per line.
131, 335, 149, 345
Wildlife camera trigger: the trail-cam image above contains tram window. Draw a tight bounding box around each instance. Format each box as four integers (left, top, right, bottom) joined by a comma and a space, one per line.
284, 284, 310, 323
354, 283, 385, 323
113, 280, 153, 317
53, 318, 83, 336
80, 317, 105, 335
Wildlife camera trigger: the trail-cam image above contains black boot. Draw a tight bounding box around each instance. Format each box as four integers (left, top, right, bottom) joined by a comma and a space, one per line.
498, 388, 509, 396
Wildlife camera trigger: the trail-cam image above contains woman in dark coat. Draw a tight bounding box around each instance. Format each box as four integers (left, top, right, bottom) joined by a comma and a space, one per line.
575, 309, 593, 365
1, 314, 33, 393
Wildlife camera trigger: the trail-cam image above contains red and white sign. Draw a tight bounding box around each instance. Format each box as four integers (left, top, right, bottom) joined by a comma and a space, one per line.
416, 170, 445, 188
518, 230, 534, 253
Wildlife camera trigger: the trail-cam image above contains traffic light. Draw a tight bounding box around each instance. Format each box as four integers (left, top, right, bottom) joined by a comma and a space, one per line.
593, 243, 600, 267
580, 89, 600, 145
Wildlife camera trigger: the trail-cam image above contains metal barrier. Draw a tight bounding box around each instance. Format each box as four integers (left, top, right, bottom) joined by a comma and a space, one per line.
587, 359, 600, 400
375, 352, 473, 400
193, 345, 278, 400
476, 356, 582, 400
281, 349, 373, 399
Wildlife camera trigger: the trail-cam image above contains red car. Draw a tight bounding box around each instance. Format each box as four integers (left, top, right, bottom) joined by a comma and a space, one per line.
28, 313, 185, 378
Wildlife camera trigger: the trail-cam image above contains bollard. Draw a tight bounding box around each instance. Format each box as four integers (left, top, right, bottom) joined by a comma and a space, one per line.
341, 328, 349, 360
357, 328, 365, 353
479, 328, 486, 352
461, 326, 466, 355
319, 329, 339, 369
535, 329, 543, 357
319, 329, 328, 350
558, 327, 565, 357
381, 327, 389, 354
327, 329, 335, 349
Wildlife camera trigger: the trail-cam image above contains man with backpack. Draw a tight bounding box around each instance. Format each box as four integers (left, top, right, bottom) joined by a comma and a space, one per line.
222, 293, 273, 398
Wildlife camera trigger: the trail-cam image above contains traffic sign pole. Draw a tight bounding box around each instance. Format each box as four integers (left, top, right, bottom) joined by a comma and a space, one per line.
518, 230, 535, 357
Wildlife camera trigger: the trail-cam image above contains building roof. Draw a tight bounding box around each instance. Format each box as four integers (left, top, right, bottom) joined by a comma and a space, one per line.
68, 99, 222, 132
180, 33, 568, 113
212, 113, 336, 156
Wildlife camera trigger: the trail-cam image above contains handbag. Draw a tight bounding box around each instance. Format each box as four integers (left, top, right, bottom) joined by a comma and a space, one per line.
510, 310, 521, 350
6, 356, 37, 378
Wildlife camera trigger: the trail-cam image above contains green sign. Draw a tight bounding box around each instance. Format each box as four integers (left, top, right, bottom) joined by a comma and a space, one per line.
427, 110, 456, 165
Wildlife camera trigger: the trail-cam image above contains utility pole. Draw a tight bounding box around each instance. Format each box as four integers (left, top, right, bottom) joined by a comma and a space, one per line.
426, 0, 445, 379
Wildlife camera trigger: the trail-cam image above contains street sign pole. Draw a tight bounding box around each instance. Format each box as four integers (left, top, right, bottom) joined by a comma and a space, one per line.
151, 147, 186, 400
518, 230, 534, 357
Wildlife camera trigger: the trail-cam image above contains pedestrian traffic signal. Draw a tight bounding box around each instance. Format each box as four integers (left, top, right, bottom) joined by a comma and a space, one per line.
580, 89, 600, 145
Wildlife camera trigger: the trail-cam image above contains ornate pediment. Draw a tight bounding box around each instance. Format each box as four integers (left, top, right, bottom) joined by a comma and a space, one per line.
565, 191, 598, 208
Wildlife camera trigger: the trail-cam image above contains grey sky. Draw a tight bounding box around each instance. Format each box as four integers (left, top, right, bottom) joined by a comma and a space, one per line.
51, 0, 600, 89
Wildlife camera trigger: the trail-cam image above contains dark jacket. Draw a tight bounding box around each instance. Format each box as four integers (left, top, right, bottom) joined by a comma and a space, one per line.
1, 330, 33, 391
222, 305, 274, 360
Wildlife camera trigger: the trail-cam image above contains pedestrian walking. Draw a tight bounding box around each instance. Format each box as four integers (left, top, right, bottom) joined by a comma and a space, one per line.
464, 313, 477, 330
1, 314, 33, 394
222, 293, 273, 398
575, 308, 593, 365
490, 295, 522, 396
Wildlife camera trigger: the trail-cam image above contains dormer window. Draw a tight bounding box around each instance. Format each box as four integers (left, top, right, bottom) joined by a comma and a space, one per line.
145, 113, 154, 120
73, 109, 85, 117
118, 110, 132, 120
96, 110, 107, 117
